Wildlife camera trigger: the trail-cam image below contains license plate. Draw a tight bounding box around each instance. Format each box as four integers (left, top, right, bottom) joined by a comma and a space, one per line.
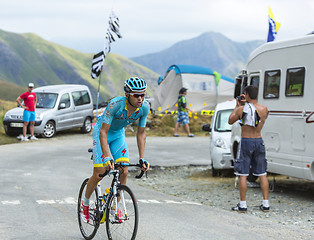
10, 123, 24, 127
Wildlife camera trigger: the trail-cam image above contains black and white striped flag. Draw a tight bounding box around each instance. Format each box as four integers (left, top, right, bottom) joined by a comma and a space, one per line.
91, 51, 105, 79
109, 12, 122, 39
90, 11, 122, 79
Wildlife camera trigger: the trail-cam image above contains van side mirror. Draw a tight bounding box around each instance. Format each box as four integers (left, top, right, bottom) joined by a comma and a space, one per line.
202, 124, 211, 132
58, 103, 66, 110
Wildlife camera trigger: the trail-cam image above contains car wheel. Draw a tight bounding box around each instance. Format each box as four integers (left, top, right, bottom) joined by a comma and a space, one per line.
42, 121, 56, 138
211, 162, 219, 177
81, 117, 92, 133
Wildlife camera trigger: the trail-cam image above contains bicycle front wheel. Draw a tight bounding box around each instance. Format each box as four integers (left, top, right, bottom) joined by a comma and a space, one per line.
78, 178, 100, 240
106, 185, 139, 240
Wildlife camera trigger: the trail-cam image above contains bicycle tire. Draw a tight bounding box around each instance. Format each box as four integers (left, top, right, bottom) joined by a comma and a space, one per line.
106, 185, 139, 240
78, 178, 100, 240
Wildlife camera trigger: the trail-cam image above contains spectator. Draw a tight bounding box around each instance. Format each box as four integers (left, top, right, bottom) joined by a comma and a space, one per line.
228, 85, 270, 213
173, 87, 194, 137
16, 83, 38, 141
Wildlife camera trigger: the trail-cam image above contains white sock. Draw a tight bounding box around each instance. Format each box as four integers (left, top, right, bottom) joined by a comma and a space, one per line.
262, 200, 269, 207
240, 201, 247, 208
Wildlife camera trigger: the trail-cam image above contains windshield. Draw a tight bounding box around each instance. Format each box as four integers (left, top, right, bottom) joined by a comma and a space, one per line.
214, 109, 233, 132
36, 93, 58, 109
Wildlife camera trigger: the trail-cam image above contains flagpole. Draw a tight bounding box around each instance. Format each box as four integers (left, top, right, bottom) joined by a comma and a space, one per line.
96, 73, 102, 117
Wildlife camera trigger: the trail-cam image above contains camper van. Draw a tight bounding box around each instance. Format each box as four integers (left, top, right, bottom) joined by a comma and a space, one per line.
231, 34, 314, 181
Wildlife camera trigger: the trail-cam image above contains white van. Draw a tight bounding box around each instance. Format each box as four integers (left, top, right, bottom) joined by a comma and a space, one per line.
3, 84, 94, 138
203, 100, 235, 176
231, 34, 314, 181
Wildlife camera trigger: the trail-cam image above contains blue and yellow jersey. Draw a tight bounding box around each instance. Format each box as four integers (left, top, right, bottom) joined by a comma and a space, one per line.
96, 96, 150, 132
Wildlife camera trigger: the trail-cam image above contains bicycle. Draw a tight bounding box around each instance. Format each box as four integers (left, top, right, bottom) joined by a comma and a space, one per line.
77, 148, 147, 240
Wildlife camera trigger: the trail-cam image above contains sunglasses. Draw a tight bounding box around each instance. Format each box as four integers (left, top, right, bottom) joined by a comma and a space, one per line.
130, 93, 145, 98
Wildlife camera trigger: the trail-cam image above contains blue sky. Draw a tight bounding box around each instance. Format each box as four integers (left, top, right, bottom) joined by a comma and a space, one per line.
1, 0, 313, 57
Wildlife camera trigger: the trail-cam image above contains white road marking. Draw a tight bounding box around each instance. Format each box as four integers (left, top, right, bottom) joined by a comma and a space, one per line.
1, 200, 21, 205
147, 200, 162, 204
165, 200, 182, 204
1, 198, 202, 206
36, 200, 56, 204
182, 201, 202, 206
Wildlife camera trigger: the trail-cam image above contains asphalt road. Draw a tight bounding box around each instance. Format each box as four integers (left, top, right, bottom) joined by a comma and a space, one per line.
0, 133, 313, 240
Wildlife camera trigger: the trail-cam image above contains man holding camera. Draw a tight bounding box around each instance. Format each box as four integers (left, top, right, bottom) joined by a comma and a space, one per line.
228, 85, 270, 213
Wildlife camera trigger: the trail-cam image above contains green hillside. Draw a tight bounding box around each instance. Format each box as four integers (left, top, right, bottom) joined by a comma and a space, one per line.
0, 79, 26, 101
0, 29, 159, 102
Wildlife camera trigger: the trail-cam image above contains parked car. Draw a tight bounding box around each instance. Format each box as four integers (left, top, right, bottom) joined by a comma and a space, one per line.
202, 100, 235, 176
3, 84, 94, 138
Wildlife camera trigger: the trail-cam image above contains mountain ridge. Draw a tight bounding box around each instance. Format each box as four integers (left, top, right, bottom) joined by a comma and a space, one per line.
131, 31, 264, 77
0, 29, 158, 102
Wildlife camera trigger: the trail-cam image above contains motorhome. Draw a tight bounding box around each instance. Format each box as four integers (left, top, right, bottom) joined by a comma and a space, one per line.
231, 34, 314, 181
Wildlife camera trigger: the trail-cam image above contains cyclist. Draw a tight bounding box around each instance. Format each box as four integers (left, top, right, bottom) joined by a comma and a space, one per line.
82, 77, 150, 223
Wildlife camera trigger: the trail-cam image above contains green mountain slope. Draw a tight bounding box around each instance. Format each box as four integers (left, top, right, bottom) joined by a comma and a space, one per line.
131, 32, 264, 78
0, 29, 158, 102
0, 79, 25, 101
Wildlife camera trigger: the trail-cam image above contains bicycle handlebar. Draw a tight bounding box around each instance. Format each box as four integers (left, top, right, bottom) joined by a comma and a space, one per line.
98, 162, 147, 179
87, 148, 148, 179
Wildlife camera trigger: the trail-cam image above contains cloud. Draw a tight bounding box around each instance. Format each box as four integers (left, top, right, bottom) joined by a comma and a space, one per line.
0, 0, 314, 57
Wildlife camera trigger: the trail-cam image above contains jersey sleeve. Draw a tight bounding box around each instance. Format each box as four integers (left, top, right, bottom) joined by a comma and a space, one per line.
138, 100, 150, 128
101, 98, 121, 125
20, 92, 27, 99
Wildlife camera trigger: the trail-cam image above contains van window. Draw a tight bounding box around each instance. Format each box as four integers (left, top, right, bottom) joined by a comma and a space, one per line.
285, 67, 305, 97
214, 109, 233, 132
59, 93, 71, 108
264, 70, 280, 99
36, 93, 58, 109
72, 90, 91, 106
250, 76, 259, 89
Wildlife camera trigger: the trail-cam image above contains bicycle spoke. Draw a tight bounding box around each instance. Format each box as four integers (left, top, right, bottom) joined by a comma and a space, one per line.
78, 178, 100, 240
106, 185, 138, 240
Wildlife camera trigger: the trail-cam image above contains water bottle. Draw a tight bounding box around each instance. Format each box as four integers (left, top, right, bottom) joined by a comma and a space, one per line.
102, 188, 110, 202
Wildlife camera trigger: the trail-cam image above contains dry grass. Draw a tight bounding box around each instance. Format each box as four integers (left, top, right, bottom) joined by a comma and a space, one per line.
126, 113, 212, 137
0, 99, 19, 145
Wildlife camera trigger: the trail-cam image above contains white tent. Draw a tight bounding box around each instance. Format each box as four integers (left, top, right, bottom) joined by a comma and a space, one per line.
153, 64, 235, 112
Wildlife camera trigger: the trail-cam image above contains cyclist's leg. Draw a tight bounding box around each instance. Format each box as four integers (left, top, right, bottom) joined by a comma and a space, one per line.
85, 132, 109, 200
109, 129, 129, 185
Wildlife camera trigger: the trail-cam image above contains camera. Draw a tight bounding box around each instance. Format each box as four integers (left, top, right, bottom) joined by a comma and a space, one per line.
236, 95, 244, 101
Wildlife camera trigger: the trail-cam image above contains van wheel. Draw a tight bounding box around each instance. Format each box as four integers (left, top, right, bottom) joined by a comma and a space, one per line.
42, 121, 56, 138
211, 162, 219, 177
81, 117, 92, 133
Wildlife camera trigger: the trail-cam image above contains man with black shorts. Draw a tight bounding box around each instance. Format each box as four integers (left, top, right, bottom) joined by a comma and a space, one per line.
228, 85, 270, 213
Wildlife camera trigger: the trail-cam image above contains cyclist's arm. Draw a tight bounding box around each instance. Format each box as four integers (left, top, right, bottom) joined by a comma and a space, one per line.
137, 126, 146, 159
99, 122, 111, 159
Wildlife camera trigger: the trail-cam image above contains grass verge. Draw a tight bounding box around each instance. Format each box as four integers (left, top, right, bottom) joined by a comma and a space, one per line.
0, 99, 19, 145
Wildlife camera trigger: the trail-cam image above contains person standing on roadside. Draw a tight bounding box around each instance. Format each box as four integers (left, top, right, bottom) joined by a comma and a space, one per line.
228, 85, 270, 213
16, 83, 38, 141
173, 87, 194, 137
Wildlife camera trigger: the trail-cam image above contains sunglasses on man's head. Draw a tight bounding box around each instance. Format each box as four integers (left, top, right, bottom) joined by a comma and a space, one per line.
130, 93, 145, 98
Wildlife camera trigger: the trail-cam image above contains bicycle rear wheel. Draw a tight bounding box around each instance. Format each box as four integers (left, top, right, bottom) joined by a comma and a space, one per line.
106, 185, 138, 240
78, 178, 100, 240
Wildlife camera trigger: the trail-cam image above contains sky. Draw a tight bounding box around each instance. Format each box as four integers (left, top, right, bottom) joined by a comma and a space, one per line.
1, 0, 314, 58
